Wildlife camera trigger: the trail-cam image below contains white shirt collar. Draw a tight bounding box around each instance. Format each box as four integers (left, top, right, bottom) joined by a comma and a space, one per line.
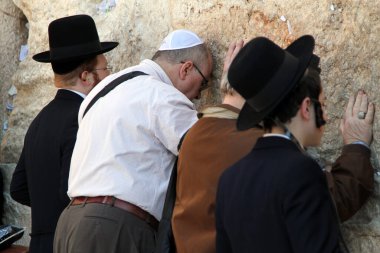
138, 59, 174, 87
263, 133, 291, 140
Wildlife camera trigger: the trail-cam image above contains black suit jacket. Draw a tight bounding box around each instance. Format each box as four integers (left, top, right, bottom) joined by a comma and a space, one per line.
216, 137, 342, 253
10, 89, 83, 248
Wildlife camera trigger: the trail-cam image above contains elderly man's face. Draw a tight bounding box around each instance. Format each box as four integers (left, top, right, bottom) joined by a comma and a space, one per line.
180, 53, 213, 100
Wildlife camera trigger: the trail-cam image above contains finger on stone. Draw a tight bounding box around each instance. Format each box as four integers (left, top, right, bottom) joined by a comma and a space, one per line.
359, 93, 368, 113
339, 118, 344, 134
223, 41, 237, 72
365, 102, 375, 124
345, 94, 355, 118
352, 90, 363, 115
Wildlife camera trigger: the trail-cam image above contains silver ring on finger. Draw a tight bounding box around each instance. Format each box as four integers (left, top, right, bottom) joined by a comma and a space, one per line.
358, 111, 366, 119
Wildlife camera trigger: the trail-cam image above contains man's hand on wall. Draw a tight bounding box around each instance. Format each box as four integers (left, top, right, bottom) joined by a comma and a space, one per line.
222, 40, 244, 75
340, 90, 375, 145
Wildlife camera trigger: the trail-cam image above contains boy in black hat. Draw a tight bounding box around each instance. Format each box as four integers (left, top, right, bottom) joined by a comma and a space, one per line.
10, 14, 118, 253
215, 36, 374, 252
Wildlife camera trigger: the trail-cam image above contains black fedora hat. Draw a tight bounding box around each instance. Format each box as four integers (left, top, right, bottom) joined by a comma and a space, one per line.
228, 35, 315, 130
33, 14, 118, 63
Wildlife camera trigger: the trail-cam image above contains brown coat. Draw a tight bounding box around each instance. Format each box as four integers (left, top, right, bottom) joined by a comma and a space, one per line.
325, 144, 373, 221
172, 104, 373, 253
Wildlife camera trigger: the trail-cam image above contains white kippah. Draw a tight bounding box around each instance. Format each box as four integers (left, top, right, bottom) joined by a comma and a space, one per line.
158, 29, 204, 51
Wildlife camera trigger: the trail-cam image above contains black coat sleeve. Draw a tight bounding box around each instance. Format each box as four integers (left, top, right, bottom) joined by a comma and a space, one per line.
326, 144, 374, 222
10, 147, 31, 206
59, 119, 78, 204
215, 174, 233, 253
282, 159, 342, 253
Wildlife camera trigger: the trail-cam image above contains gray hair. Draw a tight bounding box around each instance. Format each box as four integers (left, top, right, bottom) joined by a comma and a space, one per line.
152, 44, 209, 68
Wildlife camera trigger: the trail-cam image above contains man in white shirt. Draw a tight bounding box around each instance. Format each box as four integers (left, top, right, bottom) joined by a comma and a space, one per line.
54, 29, 213, 253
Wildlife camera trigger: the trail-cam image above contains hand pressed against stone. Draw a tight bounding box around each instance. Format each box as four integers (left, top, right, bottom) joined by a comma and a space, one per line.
340, 90, 375, 145
223, 40, 244, 74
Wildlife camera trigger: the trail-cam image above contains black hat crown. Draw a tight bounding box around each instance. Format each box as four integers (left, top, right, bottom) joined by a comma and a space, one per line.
228, 35, 315, 130
33, 14, 118, 63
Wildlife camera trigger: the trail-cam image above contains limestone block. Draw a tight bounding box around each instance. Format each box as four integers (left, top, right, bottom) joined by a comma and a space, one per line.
0, 0, 27, 143
0, 163, 31, 247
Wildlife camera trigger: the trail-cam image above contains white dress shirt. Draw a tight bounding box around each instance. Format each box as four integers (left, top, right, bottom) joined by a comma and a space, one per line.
68, 59, 198, 220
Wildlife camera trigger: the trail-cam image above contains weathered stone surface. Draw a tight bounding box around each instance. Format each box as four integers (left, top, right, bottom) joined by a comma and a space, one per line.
0, 0, 379, 250
0, 0, 27, 144
0, 163, 31, 246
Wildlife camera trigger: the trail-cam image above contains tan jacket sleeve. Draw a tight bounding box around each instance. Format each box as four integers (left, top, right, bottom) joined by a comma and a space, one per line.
325, 144, 374, 222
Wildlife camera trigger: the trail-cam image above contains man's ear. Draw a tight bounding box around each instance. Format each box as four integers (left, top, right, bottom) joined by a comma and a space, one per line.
87, 74, 95, 85
80, 71, 94, 85
179, 61, 193, 80
300, 97, 312, 121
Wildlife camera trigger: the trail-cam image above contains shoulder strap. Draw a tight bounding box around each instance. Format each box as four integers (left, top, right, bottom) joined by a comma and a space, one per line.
154, 131, 188, 253
163, 131, 188, 219
82, 71, 147, 117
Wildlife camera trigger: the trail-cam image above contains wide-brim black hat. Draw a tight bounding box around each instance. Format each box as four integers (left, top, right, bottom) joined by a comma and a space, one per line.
228, 35, 315, 130
33, 14, 118, 63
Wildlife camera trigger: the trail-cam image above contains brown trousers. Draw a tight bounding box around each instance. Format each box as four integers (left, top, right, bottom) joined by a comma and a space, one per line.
53, 203, 156, 253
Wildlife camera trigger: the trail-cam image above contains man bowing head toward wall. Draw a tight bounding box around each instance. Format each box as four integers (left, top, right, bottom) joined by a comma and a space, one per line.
54, 29, 212, 253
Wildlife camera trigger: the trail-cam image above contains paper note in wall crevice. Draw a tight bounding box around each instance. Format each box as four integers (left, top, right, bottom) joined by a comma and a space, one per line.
19, 44, 28, 61
97, 0, 117, 13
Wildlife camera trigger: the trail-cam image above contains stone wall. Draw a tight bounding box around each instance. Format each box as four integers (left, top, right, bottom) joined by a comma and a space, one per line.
0, 0, 379, 251
0, 0, 27, 147
0, 0, 30, 246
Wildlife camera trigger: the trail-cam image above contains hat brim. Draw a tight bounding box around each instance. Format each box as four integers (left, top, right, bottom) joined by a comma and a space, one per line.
32, 41, 119, 63
237, 35, 315, 130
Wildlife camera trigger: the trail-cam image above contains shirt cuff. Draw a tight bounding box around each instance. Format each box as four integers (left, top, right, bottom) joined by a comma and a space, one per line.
350, 141, 370, 150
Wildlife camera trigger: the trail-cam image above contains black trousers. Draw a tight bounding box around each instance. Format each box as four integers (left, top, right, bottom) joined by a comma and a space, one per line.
29, 233, 54, 253
54, 203, 156, 253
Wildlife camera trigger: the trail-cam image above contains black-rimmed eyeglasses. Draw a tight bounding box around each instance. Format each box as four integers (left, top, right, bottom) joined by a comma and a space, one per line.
180, 61, 209, 90
92, 66, 113, 72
